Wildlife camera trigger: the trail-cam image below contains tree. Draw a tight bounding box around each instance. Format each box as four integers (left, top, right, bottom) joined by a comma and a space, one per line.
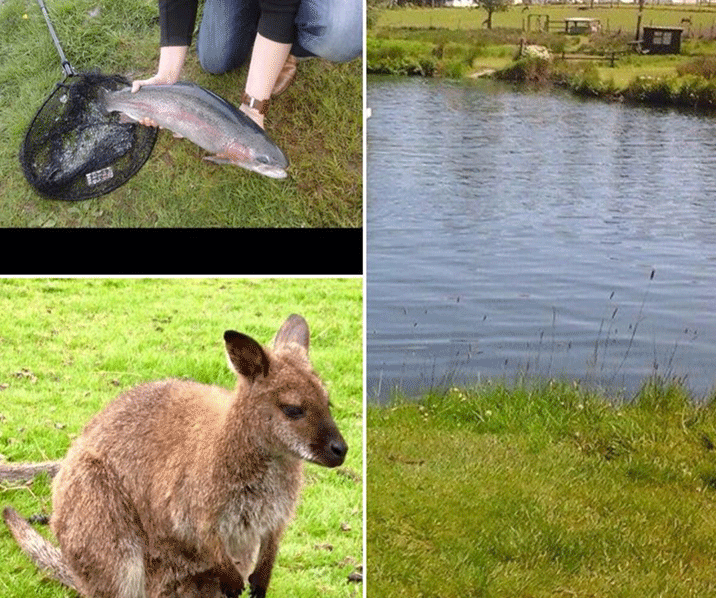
479, 0, 510, 30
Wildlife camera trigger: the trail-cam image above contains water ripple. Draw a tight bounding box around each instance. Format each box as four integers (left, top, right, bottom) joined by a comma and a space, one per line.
367, 77, 716, 402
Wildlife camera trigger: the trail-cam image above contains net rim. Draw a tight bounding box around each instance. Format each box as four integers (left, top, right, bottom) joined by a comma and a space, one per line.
19, 72, 159, 201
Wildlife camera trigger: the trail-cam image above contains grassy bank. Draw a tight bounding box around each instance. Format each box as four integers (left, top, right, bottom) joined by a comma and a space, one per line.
494, 53, 716, 110
368, 6, 716, 111
0, 0, 362, 227
368, 378, 716, 597
0, 278, 363, 598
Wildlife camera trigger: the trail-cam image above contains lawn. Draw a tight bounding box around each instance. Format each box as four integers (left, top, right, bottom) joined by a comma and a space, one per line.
368, 380, 716, 597
369, 5, 716, 107
0, 0, 362, 227
375, 5, 716, 36
0, 277, 363, 598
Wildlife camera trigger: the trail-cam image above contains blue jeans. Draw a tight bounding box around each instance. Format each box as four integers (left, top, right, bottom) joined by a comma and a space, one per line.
196, 0, 362, 75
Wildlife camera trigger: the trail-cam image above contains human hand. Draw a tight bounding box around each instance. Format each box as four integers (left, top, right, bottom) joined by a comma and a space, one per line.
131, 73, 177, 94
129, 46, 187, 127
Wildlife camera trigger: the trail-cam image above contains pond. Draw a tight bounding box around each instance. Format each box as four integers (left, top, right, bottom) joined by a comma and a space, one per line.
367, 76, 716, 402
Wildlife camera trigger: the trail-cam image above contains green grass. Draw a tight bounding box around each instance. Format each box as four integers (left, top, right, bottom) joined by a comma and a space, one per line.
368, 379, 716, 597
0, 0, 362, 227
369, 5, 716, 109
374, 5, 716, 36
0, 278, 363, 598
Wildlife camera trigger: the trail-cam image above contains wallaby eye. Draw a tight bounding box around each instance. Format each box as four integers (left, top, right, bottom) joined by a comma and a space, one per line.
280, 404, 306, 420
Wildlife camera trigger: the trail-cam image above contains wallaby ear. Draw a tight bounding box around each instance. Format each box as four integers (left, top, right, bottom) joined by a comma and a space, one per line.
224, 330, 270, 382
273, 314, 310, 353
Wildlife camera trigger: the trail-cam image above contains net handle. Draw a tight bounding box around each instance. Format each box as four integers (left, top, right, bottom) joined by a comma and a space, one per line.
37, 0, 76, 77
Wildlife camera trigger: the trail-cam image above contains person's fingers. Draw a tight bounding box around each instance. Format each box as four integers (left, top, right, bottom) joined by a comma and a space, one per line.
131, 75, 173, 93
131, 79, 151, 93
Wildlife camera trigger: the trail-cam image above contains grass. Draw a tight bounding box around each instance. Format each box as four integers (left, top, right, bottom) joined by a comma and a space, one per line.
368, 378, 716, 597
0, 0, 362, 227
374, 5, 716, 36
369, 5, 716, 109
0, 277, 363, 598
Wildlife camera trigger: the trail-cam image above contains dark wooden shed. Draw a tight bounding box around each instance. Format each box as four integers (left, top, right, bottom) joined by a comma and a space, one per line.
641, 26, 683, 54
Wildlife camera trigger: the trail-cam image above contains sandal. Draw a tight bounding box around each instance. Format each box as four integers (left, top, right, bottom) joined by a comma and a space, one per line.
271, 55, 298, 97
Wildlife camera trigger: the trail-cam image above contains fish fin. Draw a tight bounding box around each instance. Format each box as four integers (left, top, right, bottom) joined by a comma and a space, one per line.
117, 113, 161, 128
117, 113, 138, 124
202, 155, 288, 179
203, 155, 232, 165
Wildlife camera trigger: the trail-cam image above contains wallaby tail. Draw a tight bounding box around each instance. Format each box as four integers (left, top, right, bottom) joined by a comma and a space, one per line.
0, 461, 61, 483
2, 507, 81, 593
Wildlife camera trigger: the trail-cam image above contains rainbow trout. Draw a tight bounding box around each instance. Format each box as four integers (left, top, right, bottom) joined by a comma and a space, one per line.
102, 82, 289, 179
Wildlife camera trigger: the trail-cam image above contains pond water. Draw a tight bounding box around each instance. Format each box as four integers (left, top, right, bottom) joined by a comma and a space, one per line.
367, 76, 716, 402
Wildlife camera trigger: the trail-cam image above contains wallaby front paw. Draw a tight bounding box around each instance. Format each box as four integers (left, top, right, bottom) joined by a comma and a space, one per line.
219, 572, 244, 597
249, 586, 266, 598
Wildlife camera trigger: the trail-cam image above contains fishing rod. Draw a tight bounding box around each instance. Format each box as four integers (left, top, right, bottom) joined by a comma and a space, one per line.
36, 0, 76, 77
19, 0, 158, 200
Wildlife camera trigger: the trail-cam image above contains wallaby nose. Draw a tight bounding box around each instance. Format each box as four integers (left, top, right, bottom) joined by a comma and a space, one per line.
327, 438, 348, 466
332, 439, 348, 460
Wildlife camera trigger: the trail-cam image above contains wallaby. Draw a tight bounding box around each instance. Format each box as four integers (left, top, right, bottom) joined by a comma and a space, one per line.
2, 314, 348, 598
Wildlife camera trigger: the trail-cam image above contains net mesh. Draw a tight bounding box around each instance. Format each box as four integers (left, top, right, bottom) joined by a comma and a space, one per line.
19, 72, 158, 201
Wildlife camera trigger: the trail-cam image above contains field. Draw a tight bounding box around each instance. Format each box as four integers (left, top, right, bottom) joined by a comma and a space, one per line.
0, 0, 362, 227
0, 278, 363, 598
368, 380, 716, 597
369, 5, 716, 106
375, 4, 716, 35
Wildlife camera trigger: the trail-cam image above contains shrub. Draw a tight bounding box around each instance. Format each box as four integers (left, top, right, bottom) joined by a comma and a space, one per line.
567, 63, 619, 98
676, 56, 716, 79
623, 75, 679, 105
367, 37, 438, 76
675, 74, 716, 109
621, 74, 716, 110
440, 59, 467, 79
494, 56, 552, 83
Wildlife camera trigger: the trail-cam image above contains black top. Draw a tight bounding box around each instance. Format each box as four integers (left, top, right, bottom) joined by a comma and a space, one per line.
159, 0, 300, 47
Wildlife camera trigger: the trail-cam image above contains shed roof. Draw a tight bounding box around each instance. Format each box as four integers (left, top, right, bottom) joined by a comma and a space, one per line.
642, 26, 684, 31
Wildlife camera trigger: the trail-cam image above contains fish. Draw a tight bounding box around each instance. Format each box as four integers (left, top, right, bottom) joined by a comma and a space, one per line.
101, 82, 289, 179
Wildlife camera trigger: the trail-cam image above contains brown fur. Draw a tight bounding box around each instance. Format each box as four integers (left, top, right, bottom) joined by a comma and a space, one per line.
0, 461, 61, 483
2, 506, 81, 591
3, 315, 347, 598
